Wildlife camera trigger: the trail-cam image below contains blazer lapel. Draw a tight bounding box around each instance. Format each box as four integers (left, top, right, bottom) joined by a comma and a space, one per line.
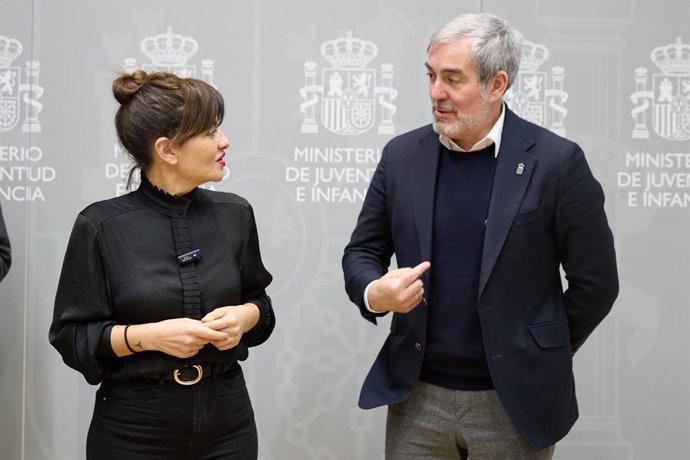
408, 127, 440, 273
479, 110, 536, 298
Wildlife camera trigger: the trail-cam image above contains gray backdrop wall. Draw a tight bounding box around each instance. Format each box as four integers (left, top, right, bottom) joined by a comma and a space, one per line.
1, 0, 689, 458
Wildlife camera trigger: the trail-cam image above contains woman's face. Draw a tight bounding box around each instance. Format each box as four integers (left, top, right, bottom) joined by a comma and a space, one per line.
173, 127, 229, 187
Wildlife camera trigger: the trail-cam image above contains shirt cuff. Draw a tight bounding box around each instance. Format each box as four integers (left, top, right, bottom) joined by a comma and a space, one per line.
363, 279, 383, 314
97, 323, 117, 358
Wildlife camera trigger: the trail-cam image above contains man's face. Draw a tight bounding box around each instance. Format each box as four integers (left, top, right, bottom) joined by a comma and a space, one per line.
426, 40, 495, 149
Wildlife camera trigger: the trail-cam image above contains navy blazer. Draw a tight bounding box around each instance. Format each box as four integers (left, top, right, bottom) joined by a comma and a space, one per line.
342, 108, 619, 449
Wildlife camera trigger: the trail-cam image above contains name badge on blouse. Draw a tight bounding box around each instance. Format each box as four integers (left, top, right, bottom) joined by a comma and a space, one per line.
177, 249, 201, 266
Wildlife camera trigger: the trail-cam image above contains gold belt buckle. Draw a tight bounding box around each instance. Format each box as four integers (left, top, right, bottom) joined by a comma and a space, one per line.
173, 364, 203, 385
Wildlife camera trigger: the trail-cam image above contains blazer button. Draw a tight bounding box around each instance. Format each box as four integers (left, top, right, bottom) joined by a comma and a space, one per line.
414, 342, 422, 352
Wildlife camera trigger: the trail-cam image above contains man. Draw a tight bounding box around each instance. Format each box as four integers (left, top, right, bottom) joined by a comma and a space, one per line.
342, 12, 618, 459
0, 201, 10, 281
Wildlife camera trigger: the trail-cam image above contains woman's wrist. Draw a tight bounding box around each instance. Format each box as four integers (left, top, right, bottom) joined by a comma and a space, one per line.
110, 323, 153, 357
123, 324, 137, 353
240, 303, 260, 332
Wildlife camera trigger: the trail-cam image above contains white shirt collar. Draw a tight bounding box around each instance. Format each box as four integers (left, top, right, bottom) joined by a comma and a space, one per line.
439, 103, 505, 156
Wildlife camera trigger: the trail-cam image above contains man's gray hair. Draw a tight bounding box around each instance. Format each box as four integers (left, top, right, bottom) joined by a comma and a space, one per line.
428, 13, 523, 90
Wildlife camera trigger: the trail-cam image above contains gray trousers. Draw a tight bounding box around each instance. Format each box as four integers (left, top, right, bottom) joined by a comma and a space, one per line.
385, 382, 555, 460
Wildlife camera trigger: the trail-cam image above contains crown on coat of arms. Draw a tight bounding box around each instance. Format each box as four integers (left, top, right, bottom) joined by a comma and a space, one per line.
320, 31, 378, 69
520, 41, 549, 72
141, 27, 198, 66
651, 37, 690, 74
0, 35, 23, 66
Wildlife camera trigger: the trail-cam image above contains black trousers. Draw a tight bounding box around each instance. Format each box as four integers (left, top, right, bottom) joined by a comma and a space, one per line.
87, 364, 257, 460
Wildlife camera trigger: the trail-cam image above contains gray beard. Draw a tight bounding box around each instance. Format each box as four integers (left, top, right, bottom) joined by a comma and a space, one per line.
430, 93, 489, 141
432, 110, 484, 139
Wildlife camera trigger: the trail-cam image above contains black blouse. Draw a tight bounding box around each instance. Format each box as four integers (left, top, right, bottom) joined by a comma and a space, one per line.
50, 175, 274, 384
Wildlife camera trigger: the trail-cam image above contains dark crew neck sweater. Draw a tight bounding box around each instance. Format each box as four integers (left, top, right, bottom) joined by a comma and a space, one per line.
420, 143, 497, 391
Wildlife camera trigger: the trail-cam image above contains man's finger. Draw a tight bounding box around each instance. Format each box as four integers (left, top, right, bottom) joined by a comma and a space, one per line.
402, 261, 431, 284
404, 279, 424, 295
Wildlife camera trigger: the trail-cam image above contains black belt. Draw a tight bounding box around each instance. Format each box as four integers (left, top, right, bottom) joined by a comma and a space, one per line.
142, 362, 235, 386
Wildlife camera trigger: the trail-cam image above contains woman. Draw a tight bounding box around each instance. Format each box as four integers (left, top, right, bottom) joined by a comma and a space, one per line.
49, 71, 274, 459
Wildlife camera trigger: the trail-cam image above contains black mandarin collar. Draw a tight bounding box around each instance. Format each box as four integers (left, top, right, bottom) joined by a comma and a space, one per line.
136, 173, 198, 218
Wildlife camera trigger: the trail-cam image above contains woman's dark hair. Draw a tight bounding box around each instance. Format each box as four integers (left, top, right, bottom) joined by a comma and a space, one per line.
112, 70, 225, 187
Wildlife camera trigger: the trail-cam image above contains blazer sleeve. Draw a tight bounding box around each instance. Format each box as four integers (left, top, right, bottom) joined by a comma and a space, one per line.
556, 145, 619, 351
49, 214, 115, 384
0, 203, 10, 282
342, 147, 395, 324
239, 205, 275, 347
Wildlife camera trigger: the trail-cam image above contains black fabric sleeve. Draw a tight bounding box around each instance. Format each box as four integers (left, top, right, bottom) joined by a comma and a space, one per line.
49, 214, 116, 385
555, 145, 619, 350
342, 147, 394, 324
239, 205, 275, 347
0, 202, 11, 282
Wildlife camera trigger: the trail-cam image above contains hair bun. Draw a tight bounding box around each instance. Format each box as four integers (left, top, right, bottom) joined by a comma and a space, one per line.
112, 70, 149, 105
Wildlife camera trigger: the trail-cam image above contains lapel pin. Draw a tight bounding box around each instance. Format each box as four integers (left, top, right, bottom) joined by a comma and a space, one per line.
516, 163, 525, 175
